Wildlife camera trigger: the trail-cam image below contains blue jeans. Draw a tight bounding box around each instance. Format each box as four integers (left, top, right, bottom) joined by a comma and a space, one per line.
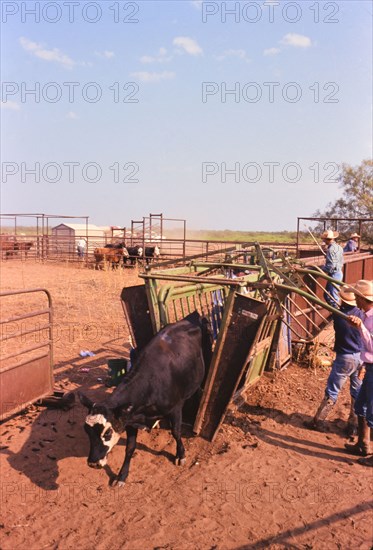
77, 246, 85, 258
324, 270, 343, 307
354, 365, 373, 429
325, 353, 362, 402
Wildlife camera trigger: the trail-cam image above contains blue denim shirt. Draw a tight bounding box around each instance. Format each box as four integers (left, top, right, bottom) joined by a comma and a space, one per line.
324, 241, 344, 274
343, 239, 358, 253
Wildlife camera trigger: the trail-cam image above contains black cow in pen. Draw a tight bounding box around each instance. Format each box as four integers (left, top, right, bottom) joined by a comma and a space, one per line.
78, 312, 212, 487
122, 245, 143, 266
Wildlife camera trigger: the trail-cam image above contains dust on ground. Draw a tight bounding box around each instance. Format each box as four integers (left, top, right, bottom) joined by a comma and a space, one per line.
0, 260, 372, 550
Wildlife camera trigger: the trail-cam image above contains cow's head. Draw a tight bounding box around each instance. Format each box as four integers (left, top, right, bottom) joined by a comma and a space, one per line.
78, 393, 122, 468
137, 247, 143, 256
154, 246, 160, 257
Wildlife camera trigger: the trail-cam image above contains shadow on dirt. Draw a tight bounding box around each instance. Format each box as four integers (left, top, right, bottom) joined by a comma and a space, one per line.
225, 403, 358, 465
1, 390, 198, 491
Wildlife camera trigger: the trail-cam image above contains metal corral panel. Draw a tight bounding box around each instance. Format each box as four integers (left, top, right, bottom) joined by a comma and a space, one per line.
0, 289, 54, 420
345, 258, 365, 282
362, 255, 373, 279
194, 293, 267, 441
0, 355, 52, 419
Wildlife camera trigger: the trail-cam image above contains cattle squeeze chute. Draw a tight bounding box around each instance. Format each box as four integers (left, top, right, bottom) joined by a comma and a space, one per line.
120, 243, 372, 442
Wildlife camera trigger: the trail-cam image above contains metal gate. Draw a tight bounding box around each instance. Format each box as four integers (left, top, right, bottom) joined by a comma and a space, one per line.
0, 289, 54, 420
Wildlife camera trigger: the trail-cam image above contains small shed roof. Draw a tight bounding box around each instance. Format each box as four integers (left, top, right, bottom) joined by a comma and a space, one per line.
52, 223, 97, 231
52, 223, 110, 235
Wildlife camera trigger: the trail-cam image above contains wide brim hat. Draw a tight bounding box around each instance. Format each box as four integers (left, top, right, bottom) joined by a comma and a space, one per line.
321, 230, 339, 239
339, 285, 357, 306
345, 280, 373, 303
350, 233, 361, 238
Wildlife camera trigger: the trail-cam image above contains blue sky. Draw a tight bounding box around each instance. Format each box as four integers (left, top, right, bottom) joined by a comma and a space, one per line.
1, 0, 372, 231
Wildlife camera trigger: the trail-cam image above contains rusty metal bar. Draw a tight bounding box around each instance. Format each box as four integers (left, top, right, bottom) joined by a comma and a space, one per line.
287, 296, 321, 330
274, 283, 349, 320
1, 341, 51, 364
0, 308, 50, 325
280, 317, 306, 341
282, 305, 314, 338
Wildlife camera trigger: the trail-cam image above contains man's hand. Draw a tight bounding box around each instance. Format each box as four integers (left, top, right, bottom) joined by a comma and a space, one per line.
348, 315, 362, 328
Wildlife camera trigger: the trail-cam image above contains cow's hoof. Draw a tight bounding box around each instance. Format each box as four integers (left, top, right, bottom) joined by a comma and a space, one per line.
110, 478, 126, 488
175, 457, 186, 466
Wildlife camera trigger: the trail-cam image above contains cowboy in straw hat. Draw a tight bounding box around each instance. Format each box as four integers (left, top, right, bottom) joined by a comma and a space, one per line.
304, 285, 363, 434
320, 229, 344, 307
343, 232, 361, 253
343, 280, 373, 467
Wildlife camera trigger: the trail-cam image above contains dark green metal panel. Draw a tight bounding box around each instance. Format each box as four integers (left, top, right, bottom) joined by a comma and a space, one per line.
194, 293, 267, 441
120, 285, 154, 350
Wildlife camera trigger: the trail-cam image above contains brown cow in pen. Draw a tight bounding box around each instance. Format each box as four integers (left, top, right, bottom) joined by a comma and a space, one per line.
0, 235, 33, 259
94, 246, 128, 270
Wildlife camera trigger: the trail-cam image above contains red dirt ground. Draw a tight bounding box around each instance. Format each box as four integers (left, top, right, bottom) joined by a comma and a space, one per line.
0, 260, 372, 550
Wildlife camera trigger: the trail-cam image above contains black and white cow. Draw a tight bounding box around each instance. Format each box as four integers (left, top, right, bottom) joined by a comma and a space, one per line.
79, 312, 211, 487
144, 245, 160, 265
122, 245, 143, 266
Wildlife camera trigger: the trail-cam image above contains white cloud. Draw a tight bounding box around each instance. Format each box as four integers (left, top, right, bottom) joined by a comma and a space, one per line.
67, 111, 79, 119
20, 36, 77, 69
215, 49, 250, 63
130, 71, 176, 83
263, 47, 281, 56
140, 47, 172, 64
281, 33, 312, 48
173, 36, 203, 56
1, 100, 21, 111
95, 50, 115, 59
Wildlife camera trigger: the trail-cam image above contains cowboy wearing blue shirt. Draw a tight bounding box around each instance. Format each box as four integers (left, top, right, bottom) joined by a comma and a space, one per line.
304, 286, 363, 434
343, 233, 360, 253
320, 229, 344, 307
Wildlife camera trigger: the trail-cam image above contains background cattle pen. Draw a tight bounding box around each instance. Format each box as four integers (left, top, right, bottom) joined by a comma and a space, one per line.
1, 213, 372, 265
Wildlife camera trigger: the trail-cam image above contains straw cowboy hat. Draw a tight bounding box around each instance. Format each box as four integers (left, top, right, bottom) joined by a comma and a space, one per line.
350, 233, 361, 239
321, 229, 339, 239
339, 285, 357, 306
345, 280, 373, 303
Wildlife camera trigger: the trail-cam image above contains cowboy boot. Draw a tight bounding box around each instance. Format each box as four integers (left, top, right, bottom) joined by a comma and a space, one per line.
345, 397, 358, 437
344, 416, 371, 456
304, 395, 335, 430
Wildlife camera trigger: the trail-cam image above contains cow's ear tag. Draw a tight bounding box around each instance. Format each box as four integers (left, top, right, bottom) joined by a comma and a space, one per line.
125, 405, 134, 413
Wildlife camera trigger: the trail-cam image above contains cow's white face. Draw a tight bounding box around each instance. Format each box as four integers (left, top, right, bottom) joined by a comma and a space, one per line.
123, 248, 129, 257
154, 246, 160, 256
137, 247, 143, 256
84, 413, 121, 467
